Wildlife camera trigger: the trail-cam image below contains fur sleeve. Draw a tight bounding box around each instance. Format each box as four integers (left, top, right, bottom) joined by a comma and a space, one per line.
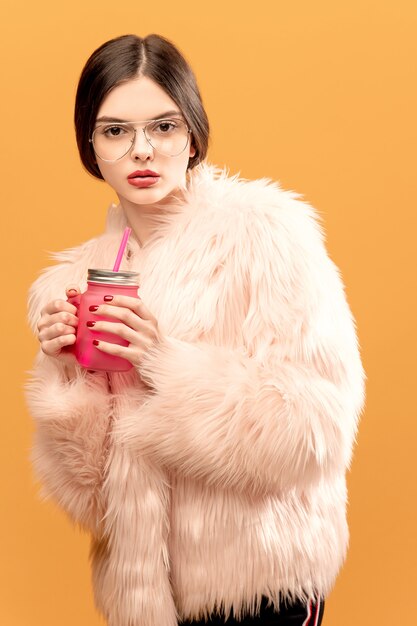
114, 195, 366, 494
26, 241, 113, 533
25, 352, 112, 533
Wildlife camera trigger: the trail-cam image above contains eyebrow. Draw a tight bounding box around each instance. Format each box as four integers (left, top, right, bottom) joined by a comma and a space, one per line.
95, 110, 182, 123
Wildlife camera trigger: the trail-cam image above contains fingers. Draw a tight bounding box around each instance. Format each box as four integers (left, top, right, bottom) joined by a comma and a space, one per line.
38, 319, 78, 343
37, 310, 78, 334
86, 320, 138, 343
39, 282, 81, 324
41, 332, 76, 357
40, 298, 78, 319
41, 310, 78, 329
89, 304, 152, 333
96, 295, 155, 322
92, 339, 132, 360
37, 296, 79, 358
94, 339, 152, 365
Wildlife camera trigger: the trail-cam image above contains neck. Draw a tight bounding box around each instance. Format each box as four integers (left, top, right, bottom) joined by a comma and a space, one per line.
118, 189, 187, 248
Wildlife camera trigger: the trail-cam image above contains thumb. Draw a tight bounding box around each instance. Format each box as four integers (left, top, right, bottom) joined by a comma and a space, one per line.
66, 284, 81, 297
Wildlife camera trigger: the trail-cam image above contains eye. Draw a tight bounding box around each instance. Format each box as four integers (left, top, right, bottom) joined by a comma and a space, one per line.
102, 124, 128, 137
153, 120, 178, 134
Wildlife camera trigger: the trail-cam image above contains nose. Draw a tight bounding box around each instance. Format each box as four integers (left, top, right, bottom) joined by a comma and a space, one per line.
130, 128, 154, 161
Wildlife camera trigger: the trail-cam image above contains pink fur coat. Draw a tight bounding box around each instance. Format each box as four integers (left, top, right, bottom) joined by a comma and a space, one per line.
26, 162, 365, 626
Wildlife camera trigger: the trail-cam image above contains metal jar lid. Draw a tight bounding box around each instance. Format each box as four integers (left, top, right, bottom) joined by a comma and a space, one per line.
87, 269, 140, 286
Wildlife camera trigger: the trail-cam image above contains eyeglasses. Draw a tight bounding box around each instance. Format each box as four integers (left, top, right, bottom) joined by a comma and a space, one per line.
89, 117, 192, 161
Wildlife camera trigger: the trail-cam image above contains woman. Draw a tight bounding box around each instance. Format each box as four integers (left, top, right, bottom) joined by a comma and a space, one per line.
26, 33, 365, 626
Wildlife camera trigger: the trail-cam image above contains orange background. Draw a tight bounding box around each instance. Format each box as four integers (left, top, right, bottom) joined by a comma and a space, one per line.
1, 1, 416, 624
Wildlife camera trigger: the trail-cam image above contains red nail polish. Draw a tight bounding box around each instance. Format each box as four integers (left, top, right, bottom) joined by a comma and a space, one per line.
93, 339, 99, 346
103, 295, 113, 302
86, 321, 96, 327
89, 305, 99, 311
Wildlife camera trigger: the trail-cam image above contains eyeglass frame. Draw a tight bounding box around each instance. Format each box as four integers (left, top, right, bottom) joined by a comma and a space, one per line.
89, 117, 193, 161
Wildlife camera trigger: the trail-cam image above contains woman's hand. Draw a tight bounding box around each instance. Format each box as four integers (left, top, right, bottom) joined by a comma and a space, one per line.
37, 284, 80, 361
87, 294, 163, 368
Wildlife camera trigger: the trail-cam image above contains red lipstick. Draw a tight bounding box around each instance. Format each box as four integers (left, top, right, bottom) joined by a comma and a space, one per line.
127, 169, 160, 188
127, 169, 159, 178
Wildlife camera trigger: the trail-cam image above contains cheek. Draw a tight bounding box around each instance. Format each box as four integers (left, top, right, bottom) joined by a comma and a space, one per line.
98, 163, 124, 188
172, 154, 192, 177
96, 162, 111, 181
168, 162, 189, 189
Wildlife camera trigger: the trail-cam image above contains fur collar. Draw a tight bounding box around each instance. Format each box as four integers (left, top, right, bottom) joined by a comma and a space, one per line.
102, 160, 318, 249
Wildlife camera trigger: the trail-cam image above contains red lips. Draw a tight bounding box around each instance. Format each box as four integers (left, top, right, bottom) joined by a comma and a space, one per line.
127, 169, 159, 178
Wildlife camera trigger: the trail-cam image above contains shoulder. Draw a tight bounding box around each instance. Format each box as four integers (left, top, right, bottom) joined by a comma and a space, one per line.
188, 164, 349, 325
186, 162, 330, 270
29, 235, 99, 288
28, 202, 127, 295
26, 211, 125, 333
27, 237, 96, 332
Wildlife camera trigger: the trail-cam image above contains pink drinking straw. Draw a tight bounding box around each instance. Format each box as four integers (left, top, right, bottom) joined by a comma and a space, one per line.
113, 227, 132, 272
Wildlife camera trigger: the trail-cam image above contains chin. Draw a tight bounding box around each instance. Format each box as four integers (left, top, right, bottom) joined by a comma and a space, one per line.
120, 187, 173, 207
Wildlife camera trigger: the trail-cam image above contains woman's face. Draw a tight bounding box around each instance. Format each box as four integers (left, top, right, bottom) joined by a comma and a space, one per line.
93, 75, 196, 210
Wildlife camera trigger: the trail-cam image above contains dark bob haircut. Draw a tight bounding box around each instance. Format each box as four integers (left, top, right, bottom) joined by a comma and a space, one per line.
74, 33, 210, 180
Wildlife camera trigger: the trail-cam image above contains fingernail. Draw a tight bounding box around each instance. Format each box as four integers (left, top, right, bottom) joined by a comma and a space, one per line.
86, 321, 96, 328
68, 289, 78, 296
103, 295, 113, 302
89, 305, 99, 312
93, 339, 100, 346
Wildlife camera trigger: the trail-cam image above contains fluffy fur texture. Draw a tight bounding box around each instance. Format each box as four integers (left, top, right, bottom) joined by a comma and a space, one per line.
25, 162, 365, 625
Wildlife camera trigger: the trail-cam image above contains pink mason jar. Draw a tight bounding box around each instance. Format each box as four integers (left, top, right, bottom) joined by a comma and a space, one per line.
68, 269, 140, 372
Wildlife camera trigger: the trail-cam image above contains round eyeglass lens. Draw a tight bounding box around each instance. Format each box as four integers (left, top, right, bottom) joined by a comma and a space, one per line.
92, 119, 190, 161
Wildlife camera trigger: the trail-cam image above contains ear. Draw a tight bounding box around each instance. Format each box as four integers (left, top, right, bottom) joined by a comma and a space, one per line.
189, 134, 197, 158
